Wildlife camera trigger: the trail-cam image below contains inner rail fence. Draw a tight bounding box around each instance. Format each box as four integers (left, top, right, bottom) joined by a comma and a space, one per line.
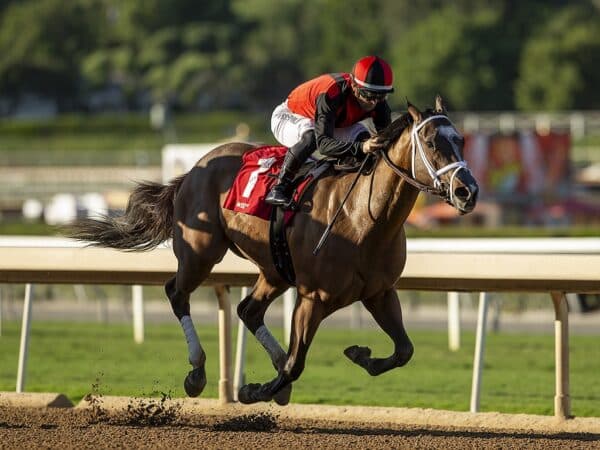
0, 236, 599, 419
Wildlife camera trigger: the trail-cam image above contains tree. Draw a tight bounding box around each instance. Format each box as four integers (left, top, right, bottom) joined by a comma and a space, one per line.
2, 0, 599, 114
387, 5, 502, 110
0, 0, 102, 110
386, 1, 575, 111
301, 0, 387, 76
82, 0, 243, 110
516, 4, 600, 110
230, 0, 305, 107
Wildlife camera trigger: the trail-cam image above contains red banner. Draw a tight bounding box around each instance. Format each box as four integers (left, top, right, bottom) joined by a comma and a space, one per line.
463, 131, 571, 198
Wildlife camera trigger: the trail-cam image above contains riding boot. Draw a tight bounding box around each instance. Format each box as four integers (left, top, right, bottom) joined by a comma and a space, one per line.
265, 151, 303, 206
266, 131, 316, 206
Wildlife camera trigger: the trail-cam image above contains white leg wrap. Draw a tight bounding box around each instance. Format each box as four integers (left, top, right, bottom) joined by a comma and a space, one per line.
256, 325, 287, 369
180, 315, 205, 368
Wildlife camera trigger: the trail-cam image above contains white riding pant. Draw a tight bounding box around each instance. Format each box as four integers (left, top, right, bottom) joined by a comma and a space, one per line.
271, 101, 369, 159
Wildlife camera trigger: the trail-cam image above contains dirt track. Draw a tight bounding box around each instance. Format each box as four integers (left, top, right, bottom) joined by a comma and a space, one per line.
1, 396, 600, 449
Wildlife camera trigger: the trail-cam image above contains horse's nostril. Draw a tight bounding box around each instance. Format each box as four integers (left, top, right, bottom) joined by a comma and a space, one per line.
454, 186, 470, 200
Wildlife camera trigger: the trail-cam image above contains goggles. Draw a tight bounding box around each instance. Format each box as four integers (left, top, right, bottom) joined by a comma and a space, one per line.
357, 87, 388, 102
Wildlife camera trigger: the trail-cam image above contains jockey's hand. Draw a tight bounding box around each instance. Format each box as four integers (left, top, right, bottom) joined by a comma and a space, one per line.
361, 136, 385, 154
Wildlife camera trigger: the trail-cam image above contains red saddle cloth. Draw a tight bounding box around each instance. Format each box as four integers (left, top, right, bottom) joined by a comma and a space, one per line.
223, 145, 311, 221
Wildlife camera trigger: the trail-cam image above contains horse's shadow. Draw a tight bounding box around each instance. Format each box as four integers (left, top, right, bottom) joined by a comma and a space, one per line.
281, 423, 600, 443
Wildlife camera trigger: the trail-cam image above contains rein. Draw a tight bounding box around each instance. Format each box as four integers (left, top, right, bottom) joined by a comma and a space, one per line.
312, 155, 372, 256
378, 150, 444, 195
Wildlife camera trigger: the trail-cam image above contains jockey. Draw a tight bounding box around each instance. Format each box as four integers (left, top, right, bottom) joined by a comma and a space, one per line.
265, 55, 395, 206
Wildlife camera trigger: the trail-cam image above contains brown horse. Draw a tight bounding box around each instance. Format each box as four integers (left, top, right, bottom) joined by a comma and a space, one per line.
70, 96, 478, 405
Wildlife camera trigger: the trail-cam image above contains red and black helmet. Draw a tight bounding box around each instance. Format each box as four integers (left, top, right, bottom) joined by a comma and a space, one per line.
351, 56, 394, 93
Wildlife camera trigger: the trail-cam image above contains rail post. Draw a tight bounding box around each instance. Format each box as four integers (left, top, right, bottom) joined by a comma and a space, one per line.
470, 292, 489, 412
233, 287, 249, 401
132, 285, 144, 343
215, 285, 233, 403
16, 284, 34, 392
447, 292, 461, 351
551, 291, 571, 419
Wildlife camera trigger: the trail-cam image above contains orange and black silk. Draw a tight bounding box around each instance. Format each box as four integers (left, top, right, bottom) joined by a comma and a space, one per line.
286, 73, 391, 157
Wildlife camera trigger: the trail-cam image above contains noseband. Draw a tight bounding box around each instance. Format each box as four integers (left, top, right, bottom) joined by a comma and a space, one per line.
378, 115, 471, 204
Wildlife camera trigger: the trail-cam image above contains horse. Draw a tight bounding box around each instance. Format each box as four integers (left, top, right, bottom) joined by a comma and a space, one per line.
69, 96, 478, 405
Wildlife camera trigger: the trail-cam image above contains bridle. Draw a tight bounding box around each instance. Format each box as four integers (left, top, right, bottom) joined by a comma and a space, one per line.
378, 114, 470, 204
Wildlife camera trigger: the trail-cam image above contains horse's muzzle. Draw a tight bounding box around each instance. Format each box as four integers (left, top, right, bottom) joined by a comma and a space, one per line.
451, 170, 479, 214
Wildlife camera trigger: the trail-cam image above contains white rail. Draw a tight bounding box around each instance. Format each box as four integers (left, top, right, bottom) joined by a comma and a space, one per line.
0, 236, 599, 418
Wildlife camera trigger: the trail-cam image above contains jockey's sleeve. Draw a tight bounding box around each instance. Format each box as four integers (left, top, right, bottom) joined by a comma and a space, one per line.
313, 93, 363, 157
373, 101, 392, 132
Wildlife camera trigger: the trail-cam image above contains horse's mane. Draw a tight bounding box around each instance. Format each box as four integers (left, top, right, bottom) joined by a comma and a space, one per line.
377, 108, 438, 148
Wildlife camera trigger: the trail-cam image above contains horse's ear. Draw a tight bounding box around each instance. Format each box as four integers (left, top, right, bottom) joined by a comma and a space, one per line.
407, 101, 422, 124
435, 95, 447, 114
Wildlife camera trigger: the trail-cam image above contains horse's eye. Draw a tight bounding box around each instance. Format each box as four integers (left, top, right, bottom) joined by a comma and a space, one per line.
426, 140, 434, 149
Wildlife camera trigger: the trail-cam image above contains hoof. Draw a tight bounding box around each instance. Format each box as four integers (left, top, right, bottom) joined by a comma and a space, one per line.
184, 366, 207, 398
237, 383, 263, 404
344, 345, 372, 375
238, 383, 278, 404
273, 383, 292, 406
344, 345, 372, 366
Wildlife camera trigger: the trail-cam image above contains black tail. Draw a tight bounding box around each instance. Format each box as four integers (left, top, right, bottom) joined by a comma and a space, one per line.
68, 175, 186, 251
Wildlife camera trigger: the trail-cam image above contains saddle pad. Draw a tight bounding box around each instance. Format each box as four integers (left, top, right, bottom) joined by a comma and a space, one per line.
223, 145, 312, 221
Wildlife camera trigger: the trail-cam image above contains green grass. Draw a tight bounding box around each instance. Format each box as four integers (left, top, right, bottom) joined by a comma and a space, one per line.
405, 225, 600, 238
1, 321, 599, 417
1, 221, 599, 238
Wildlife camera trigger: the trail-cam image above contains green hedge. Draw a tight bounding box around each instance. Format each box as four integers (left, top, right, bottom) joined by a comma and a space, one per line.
0, 111, 270, 145
0, 112, 273, 164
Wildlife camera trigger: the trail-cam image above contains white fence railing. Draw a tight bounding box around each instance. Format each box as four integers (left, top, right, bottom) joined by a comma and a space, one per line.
451, 111, 600, 140
1, 236, 599, 419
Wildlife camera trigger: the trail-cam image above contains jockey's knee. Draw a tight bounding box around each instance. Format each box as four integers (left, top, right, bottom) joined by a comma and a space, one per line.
289, 130, 316, 161
299, 129, 316, 148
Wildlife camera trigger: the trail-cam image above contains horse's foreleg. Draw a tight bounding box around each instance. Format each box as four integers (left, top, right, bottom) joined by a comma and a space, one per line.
344, 289, 414, 376
239, 294, 323, 404
237, 277, 291, 405
237, 284, 287, 369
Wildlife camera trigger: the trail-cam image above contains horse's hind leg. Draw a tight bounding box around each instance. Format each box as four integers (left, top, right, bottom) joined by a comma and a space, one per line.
238, 293, 324, 404
165, 273, 207, 397
166, 222, 229, 397
344, 289, 414, 376
236, 275, 291, 405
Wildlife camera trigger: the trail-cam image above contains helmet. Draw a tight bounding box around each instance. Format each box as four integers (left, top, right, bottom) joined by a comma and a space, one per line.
351, 56, 394, 93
